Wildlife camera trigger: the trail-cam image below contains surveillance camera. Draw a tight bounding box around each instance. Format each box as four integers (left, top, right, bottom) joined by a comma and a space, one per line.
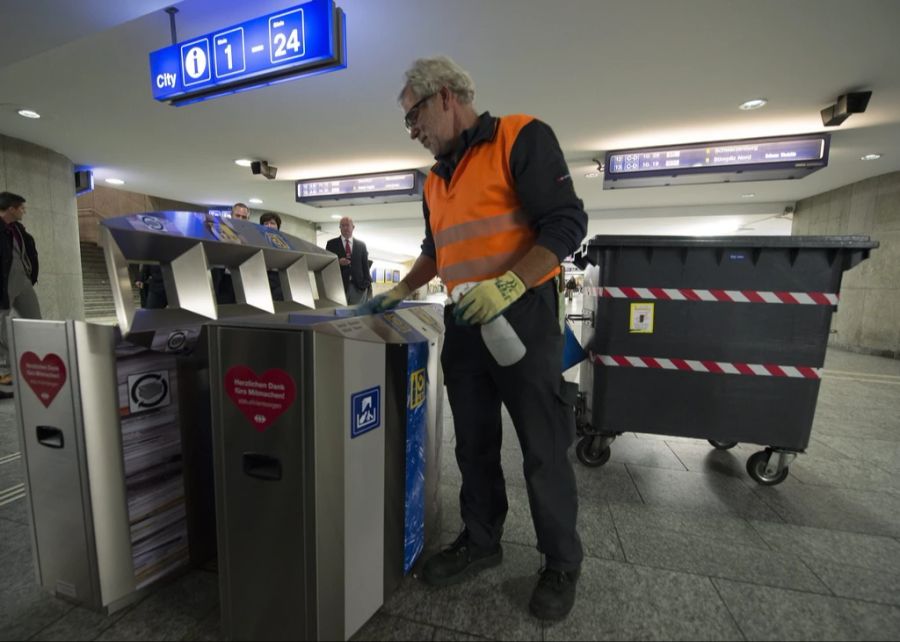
251, 160, 278, 180
821, 90, 872, 127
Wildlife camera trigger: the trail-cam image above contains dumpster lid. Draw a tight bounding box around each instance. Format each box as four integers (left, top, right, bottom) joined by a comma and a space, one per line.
585, 235, 878, 249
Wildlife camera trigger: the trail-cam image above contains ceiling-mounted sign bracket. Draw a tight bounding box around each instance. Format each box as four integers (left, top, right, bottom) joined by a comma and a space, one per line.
149, 0, 346, 107
164, 6, 179, 45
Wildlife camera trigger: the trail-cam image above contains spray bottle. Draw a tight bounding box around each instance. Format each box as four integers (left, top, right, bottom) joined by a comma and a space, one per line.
452, 281, 527, 367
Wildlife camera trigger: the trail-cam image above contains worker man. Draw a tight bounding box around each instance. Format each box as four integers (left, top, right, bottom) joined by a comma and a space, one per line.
365, 56, 588, 620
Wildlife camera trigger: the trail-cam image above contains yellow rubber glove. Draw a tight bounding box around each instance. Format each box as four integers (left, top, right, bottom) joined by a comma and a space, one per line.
454, 271, 527, 325
358, 281, 411, 315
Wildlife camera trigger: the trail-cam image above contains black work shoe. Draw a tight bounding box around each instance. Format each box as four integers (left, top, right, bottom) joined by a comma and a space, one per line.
529, 567, 580, 621
422, 531, 502, 587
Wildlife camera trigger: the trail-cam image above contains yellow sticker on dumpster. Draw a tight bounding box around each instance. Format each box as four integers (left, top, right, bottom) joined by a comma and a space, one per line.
629, 303, 654, 333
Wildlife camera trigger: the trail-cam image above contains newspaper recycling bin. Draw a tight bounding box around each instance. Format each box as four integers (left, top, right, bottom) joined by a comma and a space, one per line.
575, 235, 878, 485
208, 305, 444, 641
8, 210, 348, 612
8, 319, 215, 611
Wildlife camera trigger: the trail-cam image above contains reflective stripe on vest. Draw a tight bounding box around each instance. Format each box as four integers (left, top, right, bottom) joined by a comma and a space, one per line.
426, 114, 559, 294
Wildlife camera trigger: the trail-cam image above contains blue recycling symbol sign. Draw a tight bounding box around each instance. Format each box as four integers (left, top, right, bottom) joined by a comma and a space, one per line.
351, 386, 381, 438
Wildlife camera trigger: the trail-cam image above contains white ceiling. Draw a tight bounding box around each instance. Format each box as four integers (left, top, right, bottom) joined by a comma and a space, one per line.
1, 0, 898, 261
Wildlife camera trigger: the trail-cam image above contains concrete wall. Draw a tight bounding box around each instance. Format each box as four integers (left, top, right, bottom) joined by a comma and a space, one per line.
77, 185, 206, 219
274, 214, 316, 244
792, 170, 900, 358
0, 133, 84, 321
77, 185, 207, 243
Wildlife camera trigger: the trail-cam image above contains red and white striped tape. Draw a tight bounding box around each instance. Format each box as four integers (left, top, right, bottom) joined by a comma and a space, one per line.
584, 286, 838, 306
590, 352, 822, 379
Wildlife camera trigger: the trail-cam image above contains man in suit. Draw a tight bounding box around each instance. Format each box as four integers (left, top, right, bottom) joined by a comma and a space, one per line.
326, 217, 371, 304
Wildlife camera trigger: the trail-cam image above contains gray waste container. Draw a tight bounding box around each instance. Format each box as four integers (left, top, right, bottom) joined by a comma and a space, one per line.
575, 235, 878, 485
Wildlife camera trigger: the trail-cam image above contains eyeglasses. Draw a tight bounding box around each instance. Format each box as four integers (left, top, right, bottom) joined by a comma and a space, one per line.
403, 93, 435, 132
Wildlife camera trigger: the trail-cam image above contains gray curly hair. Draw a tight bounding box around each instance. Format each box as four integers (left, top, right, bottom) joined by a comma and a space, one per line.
399, 56, 475, 105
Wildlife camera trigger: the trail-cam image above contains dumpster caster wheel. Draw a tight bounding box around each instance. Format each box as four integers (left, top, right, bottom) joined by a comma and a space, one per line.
576, 437, 611, 467
747, 450, 790, 486
708, 439, 738, 450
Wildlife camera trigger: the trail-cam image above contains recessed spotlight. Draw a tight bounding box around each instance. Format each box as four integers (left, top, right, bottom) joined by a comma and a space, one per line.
584, 171, 601, 178
105, 178, 125, 185
234, 159, 253, 167
741, 193, 756, 198
331, 214, 342, 219
739, 98, 768, 111
860, 153, 882, 161
17, 109, 41, 119
248, 198, 263, 204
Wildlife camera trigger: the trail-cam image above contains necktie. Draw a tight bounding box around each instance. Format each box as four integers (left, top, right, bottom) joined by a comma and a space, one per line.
344, 239, 351, 258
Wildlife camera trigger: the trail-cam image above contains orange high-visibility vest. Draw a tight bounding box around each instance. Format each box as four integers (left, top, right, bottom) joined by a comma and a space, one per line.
425, 114, 560, 296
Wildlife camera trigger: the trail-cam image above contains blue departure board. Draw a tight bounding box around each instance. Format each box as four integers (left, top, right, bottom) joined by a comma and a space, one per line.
149, 0, 346, 106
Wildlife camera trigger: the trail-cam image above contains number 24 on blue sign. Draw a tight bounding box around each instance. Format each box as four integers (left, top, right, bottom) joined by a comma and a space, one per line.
269, 8, 305, 63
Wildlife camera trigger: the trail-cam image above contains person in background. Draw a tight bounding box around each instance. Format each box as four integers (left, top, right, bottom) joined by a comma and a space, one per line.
212, 202, 250, 303
325, 216, 372, 304
259, 212, 283, 301
0, 192, 41, 390
259, 212, 281, 229
566, 276, 577, 301
135, 264, 168, 308
364, 56, 588, 620
231, 202, 250, 220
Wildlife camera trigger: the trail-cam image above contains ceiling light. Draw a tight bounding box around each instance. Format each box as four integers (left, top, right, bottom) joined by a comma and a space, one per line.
331, 214, 342, 219
248, 198, 263, 204
105, 178, 125, 185
584, 171, 601, 178
741, 193, 756, 198
739, 99, 767, 111
234, 159, 253, 167
860, 153, 881, 161
17, 109, 41, 119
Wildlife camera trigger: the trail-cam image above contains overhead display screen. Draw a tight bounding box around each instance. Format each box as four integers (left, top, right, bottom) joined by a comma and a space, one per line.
608, 136, 827, 174
149, 0, 346, 106
603, 133, 830, 189
297, 172, 417, 198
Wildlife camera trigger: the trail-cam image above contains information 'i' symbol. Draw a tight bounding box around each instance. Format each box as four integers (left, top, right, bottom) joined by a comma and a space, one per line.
185, 46, 208, 79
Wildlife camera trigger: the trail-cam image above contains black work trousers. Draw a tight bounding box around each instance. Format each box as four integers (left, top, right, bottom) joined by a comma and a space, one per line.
442, 281, 583, 572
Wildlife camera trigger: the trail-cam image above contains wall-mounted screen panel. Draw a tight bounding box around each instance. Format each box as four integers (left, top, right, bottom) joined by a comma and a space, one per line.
603, 133, 830, 189
295, 170, 426, 207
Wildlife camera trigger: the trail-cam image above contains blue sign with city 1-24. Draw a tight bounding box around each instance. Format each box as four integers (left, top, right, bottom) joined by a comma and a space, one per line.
149, 0, 346, 106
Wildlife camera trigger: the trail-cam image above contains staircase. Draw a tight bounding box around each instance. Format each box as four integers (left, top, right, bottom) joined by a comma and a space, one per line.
80, 241, 137, 321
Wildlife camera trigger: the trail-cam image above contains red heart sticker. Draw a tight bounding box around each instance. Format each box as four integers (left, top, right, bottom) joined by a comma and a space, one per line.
224, 366, 296, 432
19, 352, 68, 408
